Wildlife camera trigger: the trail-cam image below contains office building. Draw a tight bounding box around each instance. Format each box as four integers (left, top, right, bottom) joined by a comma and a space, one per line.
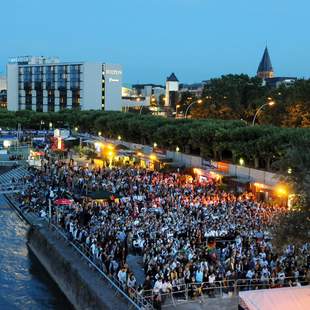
7, 56, 122, 112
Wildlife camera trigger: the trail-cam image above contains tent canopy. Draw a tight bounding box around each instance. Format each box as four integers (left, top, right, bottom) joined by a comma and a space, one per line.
54, 198, 72, 206
239, 286, 310, 310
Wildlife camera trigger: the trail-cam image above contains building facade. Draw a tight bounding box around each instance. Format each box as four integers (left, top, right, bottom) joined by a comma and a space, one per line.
165, 73, 179, 108
7, 56, 122, 112
0, 75, 7, 91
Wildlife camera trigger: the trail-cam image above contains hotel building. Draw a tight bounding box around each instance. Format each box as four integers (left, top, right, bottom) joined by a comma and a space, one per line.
7, 56, 122, 112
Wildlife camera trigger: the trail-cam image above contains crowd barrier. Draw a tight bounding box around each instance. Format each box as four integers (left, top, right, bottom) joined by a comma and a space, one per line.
142, 277, 309, 308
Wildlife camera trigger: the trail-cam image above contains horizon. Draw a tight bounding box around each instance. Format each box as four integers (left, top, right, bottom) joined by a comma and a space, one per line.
1, 0, 309, 84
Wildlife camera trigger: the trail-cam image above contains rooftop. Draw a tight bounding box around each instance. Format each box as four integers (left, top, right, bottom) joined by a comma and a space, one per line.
257, 47, 273, 73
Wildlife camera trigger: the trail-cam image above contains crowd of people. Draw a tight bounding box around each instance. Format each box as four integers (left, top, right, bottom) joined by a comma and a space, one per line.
18, 157, 310, 305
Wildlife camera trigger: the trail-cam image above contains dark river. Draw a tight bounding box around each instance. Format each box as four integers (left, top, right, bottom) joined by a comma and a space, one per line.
0, 195, 73, 310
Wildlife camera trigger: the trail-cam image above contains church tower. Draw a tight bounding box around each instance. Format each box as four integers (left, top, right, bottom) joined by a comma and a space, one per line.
165, 73, 179, 107
257, 47, 274, 79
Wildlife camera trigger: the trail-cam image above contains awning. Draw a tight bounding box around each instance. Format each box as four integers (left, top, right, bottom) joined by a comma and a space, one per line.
209, 169, 230, 177
64, 137, 78, 141
229, 177, 251, 184
115, 143, 130, 150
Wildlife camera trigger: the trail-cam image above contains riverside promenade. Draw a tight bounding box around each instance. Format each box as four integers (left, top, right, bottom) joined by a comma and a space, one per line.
5, 194, 143, 310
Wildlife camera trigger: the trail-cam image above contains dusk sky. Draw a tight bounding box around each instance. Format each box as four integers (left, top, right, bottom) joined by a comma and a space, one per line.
1, 0, 309, 84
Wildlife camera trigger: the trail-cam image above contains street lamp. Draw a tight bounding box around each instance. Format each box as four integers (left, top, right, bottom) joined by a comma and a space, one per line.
176, 105, 181, 118
252, 100, 275, 126
184, 99, 203, 119
98, 131, 102, 136
176, 146, 180, 152
118, 135, 122, 141
153, 142, 157, 148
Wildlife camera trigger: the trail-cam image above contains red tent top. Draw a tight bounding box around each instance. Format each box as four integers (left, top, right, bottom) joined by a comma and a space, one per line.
54, 198, 72, 206
33, 151, 45, 156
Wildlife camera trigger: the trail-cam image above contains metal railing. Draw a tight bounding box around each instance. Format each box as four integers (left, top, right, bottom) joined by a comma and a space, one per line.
7, 191, 153, 310
142, 277, 310, 308
0, 182, 26, 194
47, 221, 153, 310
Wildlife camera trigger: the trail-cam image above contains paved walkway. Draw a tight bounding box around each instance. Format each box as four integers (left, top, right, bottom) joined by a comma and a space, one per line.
126, 254, 145, 285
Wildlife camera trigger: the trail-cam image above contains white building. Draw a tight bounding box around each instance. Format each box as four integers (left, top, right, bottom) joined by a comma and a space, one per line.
165, 73, 179, 107
7, 56, 122, 112
0, 75, 6, 91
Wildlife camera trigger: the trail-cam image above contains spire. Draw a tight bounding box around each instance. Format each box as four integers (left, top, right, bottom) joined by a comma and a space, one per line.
257, 47, 274, 79
166, 73, 179, 82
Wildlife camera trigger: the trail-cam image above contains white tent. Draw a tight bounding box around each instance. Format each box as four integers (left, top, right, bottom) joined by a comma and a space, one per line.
239, 286, 310, 310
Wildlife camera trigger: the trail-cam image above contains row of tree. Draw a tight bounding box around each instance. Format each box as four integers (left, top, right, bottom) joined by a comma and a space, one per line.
1, 109, 310, 171
185, 74, 310, 128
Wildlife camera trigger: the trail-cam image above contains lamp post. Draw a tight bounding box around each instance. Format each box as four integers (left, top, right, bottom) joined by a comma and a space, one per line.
252, 100, 275, 126
184, 99, 203, 119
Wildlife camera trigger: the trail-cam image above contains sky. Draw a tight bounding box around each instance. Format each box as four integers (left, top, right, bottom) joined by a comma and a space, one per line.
1, 0, 309, 84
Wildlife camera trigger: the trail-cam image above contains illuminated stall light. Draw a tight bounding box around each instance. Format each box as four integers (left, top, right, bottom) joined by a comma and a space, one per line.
57, 137, 62, 150
3, 140, 11, 148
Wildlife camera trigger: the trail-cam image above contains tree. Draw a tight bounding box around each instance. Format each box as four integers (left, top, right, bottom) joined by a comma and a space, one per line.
272, 132, 310, 248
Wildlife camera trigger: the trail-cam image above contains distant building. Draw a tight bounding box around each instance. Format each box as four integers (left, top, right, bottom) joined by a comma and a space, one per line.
0, 90, 7, 109
132, 84, 165, 98
179, 82, 204, 97
7, 56, 122, 112
257, 47, 274, 79
0, 75, 7, 91
264, 77, 297, 88
165, 73, 179, 108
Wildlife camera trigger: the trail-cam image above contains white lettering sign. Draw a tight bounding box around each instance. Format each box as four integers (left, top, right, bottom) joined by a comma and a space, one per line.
106, 69, 122, 75
109, 78, 119, 83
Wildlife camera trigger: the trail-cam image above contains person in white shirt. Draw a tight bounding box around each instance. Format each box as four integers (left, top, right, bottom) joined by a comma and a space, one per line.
118, 267, 128, 289
153, 278, 163, 293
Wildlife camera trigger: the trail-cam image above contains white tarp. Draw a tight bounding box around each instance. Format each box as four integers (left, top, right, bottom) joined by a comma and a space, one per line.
239, 286, 310, 310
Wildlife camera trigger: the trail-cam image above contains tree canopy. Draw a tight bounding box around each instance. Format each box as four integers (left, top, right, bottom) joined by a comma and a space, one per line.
189, 75, 310, 128
1, 110, 310, 172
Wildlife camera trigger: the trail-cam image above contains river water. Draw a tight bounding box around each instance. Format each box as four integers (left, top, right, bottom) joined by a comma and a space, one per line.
0, 195, 73, 310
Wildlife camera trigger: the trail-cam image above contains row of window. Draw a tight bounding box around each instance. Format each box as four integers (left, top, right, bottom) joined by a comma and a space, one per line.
19, 103, 81, 112
19, 83, 82, 91
18, 65, 82, 75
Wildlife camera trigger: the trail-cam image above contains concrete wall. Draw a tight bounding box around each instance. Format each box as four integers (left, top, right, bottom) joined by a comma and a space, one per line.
26, 225, 129, 310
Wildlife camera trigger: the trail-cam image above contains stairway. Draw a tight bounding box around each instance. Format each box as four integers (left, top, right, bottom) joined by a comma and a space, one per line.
0, 167, 31, 194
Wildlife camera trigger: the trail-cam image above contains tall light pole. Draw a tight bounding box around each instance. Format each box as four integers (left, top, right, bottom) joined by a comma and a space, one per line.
252, 100, 275, 126
184, 99, 203, 119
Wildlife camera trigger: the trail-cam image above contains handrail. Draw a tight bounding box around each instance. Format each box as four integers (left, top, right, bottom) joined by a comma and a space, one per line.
142, 277, 309, 307
49, 222, 153, 310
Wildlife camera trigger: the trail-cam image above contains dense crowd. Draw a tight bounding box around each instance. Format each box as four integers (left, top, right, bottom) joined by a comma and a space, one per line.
18, 158, 310, 303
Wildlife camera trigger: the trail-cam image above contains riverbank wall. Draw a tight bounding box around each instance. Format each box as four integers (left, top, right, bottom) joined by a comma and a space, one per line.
5, 195, 131, 310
